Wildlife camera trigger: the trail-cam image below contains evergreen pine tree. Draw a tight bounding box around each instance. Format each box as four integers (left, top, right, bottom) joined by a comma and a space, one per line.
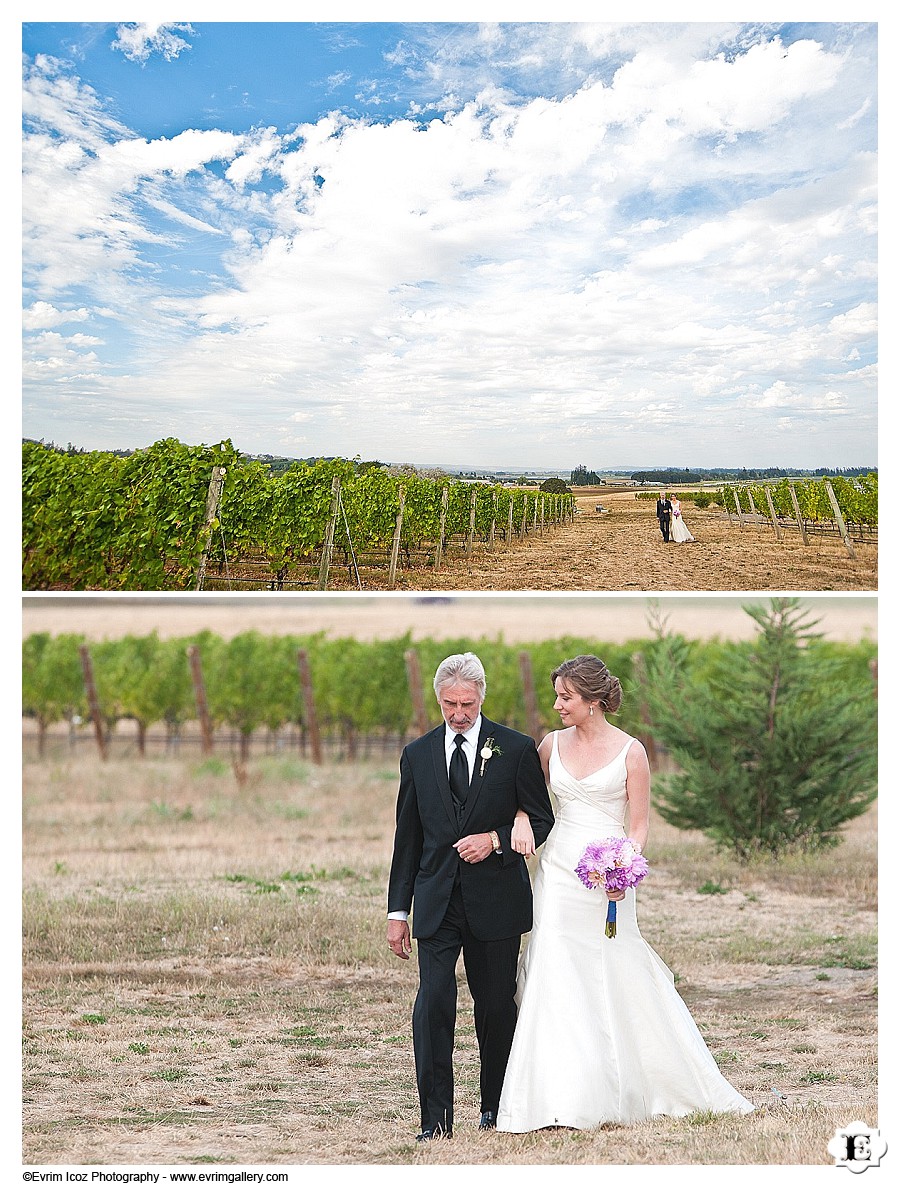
637, 599, 877, 857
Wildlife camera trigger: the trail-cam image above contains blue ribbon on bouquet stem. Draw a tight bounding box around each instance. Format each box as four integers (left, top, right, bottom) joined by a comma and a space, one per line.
605, 899, 617, 939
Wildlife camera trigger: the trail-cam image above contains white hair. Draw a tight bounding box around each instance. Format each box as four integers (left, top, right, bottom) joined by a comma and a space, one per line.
433, 652, 487, 701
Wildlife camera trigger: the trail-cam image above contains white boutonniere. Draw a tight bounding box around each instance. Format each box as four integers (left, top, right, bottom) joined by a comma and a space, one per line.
479, 737, 502, 776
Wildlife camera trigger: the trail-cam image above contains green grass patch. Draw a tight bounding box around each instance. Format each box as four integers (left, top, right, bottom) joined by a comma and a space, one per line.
720, 928, 875, 969
223, 874, 282, 894
712, 1050, 739, 1064
685, 1110, 727, 1126
148, 801, 195, 822
190, 758, 231, 779
254, 756, 312, 783
155, 1067, 190, 1082
822, 934, 876, 970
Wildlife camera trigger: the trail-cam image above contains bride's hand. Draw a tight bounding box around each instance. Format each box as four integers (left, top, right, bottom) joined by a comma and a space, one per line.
511, 810, 536, 856
606, 889, 626, 901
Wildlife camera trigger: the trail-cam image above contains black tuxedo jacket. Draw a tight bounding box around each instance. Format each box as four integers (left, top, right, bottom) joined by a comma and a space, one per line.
656, 498, 672, 519
387, 717, 555, 942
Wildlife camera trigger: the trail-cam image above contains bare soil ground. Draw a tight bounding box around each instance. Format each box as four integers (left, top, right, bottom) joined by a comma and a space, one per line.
22, 756, 877, 1168
415, 490, 877, 592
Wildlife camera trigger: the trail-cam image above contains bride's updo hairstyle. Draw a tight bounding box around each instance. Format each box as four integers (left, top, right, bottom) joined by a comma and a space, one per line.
551, 655, 622, 715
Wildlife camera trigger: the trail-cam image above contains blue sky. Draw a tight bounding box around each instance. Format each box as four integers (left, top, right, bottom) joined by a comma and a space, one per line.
21, 13, 878, 469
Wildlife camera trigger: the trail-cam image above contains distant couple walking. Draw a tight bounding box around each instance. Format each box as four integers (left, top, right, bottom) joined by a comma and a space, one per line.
656, 492, 695, 543
387, 651, 752, 1139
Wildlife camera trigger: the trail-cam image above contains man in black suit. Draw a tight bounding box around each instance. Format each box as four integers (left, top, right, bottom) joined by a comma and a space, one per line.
656, 492, 673, 542
387, 652, 555, 1141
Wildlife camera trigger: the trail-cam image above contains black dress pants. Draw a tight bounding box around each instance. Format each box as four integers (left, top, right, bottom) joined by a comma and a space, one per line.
412, 881, 520, 1131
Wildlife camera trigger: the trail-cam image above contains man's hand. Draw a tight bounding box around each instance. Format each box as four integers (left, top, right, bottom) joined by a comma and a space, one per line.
453, 832, 493, 864
387, 918, 412, 960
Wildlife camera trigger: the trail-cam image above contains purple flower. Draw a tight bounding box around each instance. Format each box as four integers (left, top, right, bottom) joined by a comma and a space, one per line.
575, 837, 648, 893
575, 837, 649, 939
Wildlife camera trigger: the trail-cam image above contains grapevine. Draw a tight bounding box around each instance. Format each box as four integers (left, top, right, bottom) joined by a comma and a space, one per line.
23, 439, 574, 590
716, 475, 877, 528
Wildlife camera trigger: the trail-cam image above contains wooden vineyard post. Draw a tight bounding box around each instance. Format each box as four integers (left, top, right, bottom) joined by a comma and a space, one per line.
519, 495, 528, 541
466, 490, 477, 556
187, 645, 214, 756
195, 465, 227, 591
732, 487, 746, 526
389, 487, 407, 587
764, 487, 782, 541
78, 644, 107, 761
518, 651, 543, 742
404, 649, 431, 737
506, 498, 514, 547
532, 497, 539, 534
488, 490, 498, 550
434, 486, 449, 571
788, 483, 809, 545
824, 480, 858, 560
540, 497, 545, 535
317, 476, 342, 590
296, 649, 322, 764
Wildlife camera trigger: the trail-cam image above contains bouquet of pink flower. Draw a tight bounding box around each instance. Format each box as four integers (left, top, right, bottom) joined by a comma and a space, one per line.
575, 837, 648, 938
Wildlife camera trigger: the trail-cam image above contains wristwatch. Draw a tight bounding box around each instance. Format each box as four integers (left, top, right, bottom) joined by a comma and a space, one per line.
489, 830, 501, 853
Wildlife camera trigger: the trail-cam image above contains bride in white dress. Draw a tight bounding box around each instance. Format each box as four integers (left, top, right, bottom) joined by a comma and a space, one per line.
496, 655, 753, 1132
670, 496, 695, 542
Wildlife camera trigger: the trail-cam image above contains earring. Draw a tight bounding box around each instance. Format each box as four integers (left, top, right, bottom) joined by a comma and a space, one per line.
589, 705, 594, 716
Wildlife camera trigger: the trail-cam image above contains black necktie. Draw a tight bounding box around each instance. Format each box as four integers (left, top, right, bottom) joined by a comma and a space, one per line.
449, 733, 469, 812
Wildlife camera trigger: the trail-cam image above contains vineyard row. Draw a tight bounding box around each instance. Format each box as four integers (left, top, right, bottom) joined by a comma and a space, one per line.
23, 628, 877, 764
636, 474, 877, 527
22, 439, 574, 591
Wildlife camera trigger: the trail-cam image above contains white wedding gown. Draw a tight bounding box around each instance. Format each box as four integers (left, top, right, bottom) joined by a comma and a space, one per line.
670, 504, 694, 542
496, 732, 754, 1131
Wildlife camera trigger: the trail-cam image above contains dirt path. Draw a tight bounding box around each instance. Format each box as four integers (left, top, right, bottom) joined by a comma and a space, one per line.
418, 489, 877, 592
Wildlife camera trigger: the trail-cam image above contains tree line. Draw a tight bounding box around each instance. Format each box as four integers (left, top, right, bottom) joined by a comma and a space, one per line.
630, 466, 877, 484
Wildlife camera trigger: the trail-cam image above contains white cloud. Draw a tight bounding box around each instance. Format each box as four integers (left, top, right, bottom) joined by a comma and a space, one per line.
21, 25, 877, 466
23, 302, 90, 331
111, 23, 195, 64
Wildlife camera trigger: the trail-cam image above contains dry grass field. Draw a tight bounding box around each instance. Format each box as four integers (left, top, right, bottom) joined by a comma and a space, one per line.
22, 752, 877, 1168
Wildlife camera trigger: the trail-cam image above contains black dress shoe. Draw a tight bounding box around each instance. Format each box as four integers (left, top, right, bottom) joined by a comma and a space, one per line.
479, 1111, 497, 1130
416, 1125, 451, 1141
